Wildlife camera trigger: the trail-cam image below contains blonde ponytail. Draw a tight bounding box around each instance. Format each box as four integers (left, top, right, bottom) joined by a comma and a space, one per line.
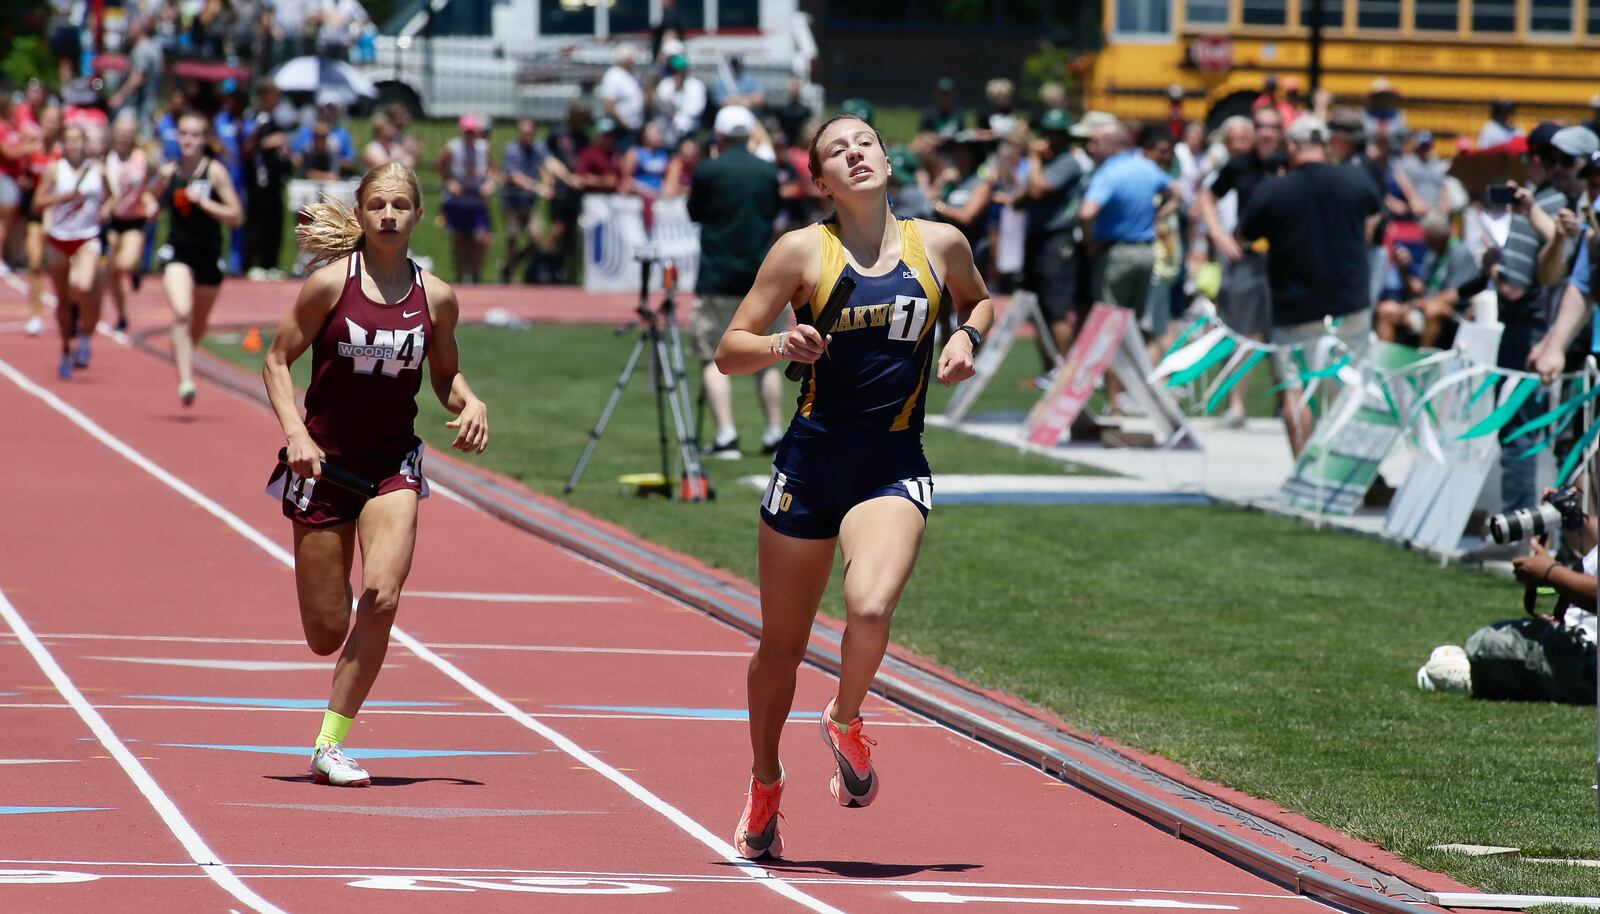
296, 162, 424, 271
296, 194, 365, 271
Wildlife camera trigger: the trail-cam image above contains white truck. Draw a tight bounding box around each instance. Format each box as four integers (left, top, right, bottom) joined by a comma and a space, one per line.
365, 0, 820, 123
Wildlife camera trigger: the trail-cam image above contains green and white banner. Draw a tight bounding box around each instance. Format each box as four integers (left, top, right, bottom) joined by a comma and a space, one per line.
1281, 341, 1432, 514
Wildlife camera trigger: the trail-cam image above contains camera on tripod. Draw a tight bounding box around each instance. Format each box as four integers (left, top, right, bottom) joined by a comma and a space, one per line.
1487, 487, 1586, 544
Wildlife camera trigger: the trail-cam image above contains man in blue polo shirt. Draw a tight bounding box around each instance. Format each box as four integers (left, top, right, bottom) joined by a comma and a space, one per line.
1078, 121, 1175, 335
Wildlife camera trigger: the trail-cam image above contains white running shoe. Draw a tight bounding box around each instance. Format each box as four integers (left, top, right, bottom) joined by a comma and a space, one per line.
310, 745, 371, 787
23, 315, 44, 337
1416, 645, 1471, 695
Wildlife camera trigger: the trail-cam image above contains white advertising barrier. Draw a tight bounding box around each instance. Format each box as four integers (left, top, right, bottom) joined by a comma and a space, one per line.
1384, 322, 1504, 551
945, 290, 1053, 423
580, 195, 700, 294
286, 178, 360, 214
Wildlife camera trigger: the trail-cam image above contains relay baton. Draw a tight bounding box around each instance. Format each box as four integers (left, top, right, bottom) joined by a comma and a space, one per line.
784, 275, 856, 382
277, 447, 380, 500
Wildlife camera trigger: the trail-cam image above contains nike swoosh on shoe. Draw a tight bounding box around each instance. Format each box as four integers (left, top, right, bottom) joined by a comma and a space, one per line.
743, 814, 778, 852
831, 743, 873, 797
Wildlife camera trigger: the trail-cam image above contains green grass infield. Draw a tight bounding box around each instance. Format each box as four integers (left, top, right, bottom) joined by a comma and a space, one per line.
207, 321, 1600, 895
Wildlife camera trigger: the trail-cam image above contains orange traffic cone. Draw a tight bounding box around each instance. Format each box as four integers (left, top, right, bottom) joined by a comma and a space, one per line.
241, 326, 262, 353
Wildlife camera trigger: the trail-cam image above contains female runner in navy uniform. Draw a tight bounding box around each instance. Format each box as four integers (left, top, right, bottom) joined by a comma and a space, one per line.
716, 114, 993, 857
263, 161, 489, 787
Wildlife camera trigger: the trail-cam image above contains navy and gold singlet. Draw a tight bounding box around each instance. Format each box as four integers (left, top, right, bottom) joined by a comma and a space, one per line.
761, 218, 943, 539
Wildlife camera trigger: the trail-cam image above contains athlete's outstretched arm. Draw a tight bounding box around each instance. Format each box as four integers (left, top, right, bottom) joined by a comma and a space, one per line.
422, 275, 489, 454
263, 264, 343, 479
924, 221, 994, 386
714, 229, 825, 375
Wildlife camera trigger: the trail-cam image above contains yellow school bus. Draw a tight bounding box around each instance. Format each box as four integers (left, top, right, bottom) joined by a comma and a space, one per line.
1084, 0, 1600, 137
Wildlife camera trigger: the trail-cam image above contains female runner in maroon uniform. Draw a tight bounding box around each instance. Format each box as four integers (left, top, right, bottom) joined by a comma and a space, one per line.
263, 161, 489, 786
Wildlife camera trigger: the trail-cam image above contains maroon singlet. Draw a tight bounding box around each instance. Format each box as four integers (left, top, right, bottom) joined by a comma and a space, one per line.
303, 251, 433, 461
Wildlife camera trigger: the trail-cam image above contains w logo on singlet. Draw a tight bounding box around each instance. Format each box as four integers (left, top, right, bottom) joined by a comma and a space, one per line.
339, 318, 425, 377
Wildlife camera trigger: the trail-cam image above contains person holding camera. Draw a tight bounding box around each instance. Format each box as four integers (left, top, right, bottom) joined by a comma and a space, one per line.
1419, 489, 1597, 704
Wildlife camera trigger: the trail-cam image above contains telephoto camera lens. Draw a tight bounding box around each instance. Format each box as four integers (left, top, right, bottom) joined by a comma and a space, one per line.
1486, 502, 1564, 544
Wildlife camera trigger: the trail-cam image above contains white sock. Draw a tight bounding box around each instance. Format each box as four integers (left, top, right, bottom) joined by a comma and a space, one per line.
714, 425, 738, 446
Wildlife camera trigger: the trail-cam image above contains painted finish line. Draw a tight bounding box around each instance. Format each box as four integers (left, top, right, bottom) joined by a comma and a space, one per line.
0, 870, 1246, 907
0, 870, 666, 896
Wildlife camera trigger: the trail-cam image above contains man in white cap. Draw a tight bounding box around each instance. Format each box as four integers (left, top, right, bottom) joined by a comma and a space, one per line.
686, 106, 785, 459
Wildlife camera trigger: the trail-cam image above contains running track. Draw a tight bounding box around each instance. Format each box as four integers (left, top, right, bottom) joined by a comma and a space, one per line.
0, 304, 1414, 912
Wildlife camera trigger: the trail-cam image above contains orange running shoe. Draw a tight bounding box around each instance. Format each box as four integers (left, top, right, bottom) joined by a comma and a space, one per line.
820, 698, 879, 808
732, 770, 785, 859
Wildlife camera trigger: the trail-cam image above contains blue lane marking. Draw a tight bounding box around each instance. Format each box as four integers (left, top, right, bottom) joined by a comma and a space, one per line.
939, 492, 1212, 506
0, 806, 111, 815
161, 744, 527, 759
131, 695, 454, 709
552, 705, 820, 721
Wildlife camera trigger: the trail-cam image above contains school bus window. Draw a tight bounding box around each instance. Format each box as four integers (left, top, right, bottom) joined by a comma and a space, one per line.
1413, 0, 1458, 29
1186, 0, 1230, 25
1357, 0, 1401, 27
1115, 0, 1173, 35
1587, 0, 1600, 36
1298, 0, 1349, 30
1529, 0, 1574, 33
1472, 0, 1516, 31
1242, 0, 1288, 27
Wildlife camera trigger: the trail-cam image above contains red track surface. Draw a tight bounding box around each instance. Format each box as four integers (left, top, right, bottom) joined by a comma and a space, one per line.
0, 320, 1352, 913
0, 270, 642, 331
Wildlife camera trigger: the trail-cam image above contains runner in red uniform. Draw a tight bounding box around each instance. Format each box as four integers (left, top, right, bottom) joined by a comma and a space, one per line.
263, 161, 490, 787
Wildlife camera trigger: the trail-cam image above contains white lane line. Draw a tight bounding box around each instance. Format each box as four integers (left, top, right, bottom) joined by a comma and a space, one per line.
404, 591, 630, 604
897, 892, 1238, 909
0, 352, 846, 914
0, 702, 939, 727
3, 632, 750, 657
0, 591, 286, 914
85, 657, 339, 672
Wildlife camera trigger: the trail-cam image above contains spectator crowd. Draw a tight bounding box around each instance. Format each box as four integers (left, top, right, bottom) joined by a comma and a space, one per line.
10, 4, 1600, 528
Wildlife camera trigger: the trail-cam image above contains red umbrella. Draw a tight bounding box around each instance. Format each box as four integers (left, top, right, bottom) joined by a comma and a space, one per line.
171, 59, 252, 83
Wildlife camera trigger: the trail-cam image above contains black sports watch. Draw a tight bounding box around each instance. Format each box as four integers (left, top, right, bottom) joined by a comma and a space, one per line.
957, 324, 983, 350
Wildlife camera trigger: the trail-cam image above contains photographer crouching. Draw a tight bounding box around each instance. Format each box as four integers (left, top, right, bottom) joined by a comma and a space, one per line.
1417, 488, 1597, 704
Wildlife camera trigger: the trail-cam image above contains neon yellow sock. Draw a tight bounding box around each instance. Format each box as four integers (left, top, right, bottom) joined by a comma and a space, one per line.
316, 709, 354, 748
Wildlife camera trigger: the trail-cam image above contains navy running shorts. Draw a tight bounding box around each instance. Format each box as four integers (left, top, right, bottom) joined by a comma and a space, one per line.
759, 417, 932, 540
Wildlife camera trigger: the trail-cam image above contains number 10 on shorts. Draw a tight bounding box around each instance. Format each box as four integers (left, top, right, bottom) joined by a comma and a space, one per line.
763, 470, 793, 514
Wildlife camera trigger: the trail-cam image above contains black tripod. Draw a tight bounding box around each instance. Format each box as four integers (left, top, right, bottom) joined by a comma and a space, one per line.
564, 249, 711, 501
